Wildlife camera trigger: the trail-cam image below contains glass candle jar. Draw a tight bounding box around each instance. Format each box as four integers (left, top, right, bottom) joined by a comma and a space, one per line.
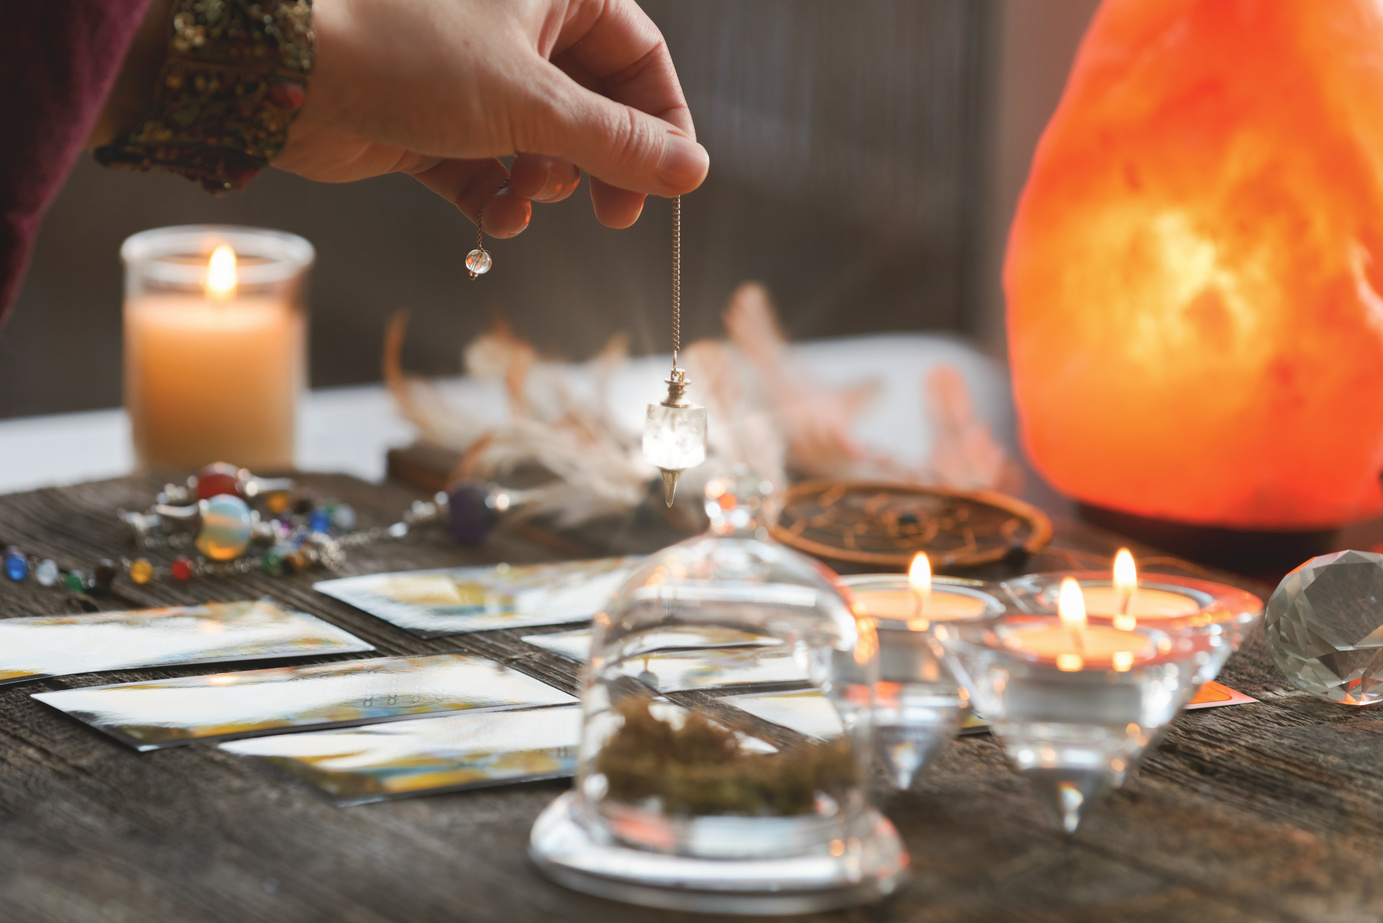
121, 225, 313, 471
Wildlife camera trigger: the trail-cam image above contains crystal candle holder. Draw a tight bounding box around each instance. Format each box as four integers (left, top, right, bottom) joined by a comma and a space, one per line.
843, 574, 1005, 789
999, 572, 1263, 685
122, 225, 313, 471
936, 613, 1220, 833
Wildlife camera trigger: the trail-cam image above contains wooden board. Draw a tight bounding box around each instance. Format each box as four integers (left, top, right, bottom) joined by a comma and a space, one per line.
0, 473, 1377, 923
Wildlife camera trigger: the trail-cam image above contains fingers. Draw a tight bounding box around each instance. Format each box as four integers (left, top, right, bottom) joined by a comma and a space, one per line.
407, 158, 531, 238
589, 179, 645, 229
507, 154, 581, 203
553, 0, 696, 137
522, 75, 709, 202
514, 0, 709, 207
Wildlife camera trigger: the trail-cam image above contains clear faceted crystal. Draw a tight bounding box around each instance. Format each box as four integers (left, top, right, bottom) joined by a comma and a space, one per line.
642, 402, 707, 471
1265, 549, 1383, 705
465, 248, 492, 275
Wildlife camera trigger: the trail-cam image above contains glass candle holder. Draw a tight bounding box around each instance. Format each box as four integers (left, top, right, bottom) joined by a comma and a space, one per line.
843, 574, 1005, 789
999, 572, 1263, 685
936, 611, 1224, 833
122, 225, 313, 472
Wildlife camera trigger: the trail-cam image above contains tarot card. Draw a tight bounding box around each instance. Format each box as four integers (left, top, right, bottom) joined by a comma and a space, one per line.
520, 625, 779, 663
1185, 679, 1258, 709
721, 689, 845, 740
0, 600, 372, 686
618, 646, 808, 693
315, 557, 641, 637
220, 705, 583, 804
32, 653, 575, 751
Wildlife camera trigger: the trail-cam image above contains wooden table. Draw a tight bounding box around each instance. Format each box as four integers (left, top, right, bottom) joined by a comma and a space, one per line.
1, 473, 1377, 923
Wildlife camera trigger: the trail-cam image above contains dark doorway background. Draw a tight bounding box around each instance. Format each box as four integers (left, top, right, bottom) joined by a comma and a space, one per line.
1, 1, 1000, 419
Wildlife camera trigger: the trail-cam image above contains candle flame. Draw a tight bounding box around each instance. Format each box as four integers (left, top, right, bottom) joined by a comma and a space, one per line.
907, 552, 932, 630
1113, 548, 1137, 629
1056, 652, 1084, 672
1112, 650, 1134, 672
1058, 577, 1087, 632
205, 244, 237, 300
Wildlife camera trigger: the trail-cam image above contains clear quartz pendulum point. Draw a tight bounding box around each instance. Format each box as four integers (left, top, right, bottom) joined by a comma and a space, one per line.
643, 367, 706, 506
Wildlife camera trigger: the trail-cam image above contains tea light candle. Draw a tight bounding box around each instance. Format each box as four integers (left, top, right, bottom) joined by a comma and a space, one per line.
848, 554, 999, 629
1003, 578, 1157, 672
1080, 548, 1200, 628
122, 227, 312, 472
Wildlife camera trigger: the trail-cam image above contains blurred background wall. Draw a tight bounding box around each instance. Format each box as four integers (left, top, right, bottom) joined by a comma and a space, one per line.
0, 0, 1099, 421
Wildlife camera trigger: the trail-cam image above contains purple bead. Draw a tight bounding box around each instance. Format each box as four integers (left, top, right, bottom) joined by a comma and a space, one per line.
447, 481, 498, 544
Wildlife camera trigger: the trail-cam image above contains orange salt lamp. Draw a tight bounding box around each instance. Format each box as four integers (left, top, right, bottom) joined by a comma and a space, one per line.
1006, 0, 1383, 531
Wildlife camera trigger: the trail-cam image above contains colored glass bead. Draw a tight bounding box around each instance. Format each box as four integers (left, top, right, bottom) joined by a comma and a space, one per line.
35, 559, 58, 587
129, 558, 154, 585
331, 503, 357, 532
264, 491, 291, 515
195, 462, 243, 501
309, 509, 331, 534
447, 481, 498, 544
293, 492, 315, 515
171, 556, 194, 581
93, 559, 118, 592
195, 494, 254, 561
63, 570, 86, 592
261, 551, 284, 577
4, 549, 27, 581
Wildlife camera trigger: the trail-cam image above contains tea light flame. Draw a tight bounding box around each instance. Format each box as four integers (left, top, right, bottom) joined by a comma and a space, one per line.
205, 244, 237, 300
1058, 577, 1087, 632
1113, 548, 1137, 630
908, 552, 932, 629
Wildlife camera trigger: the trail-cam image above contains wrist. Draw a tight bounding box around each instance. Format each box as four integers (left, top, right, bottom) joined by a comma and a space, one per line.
87, 0, 174, 149
92, 0, 315, 192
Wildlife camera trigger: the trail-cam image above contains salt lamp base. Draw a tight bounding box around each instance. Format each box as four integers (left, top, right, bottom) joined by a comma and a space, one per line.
1078, 504, 1335, 573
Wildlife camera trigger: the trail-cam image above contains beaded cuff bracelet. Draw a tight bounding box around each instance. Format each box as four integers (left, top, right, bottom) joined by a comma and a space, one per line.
95, 0, 314, 193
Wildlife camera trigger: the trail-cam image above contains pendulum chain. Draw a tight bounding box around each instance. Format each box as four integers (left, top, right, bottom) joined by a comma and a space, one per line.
467, 176, 510, 280
672, 195, 681, 368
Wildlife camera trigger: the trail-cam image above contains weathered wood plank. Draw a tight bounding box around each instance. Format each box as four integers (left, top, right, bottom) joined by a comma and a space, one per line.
0, 473, 1378, 923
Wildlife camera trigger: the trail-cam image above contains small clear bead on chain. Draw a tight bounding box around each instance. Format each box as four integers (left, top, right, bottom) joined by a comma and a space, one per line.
466, 248, 492, 277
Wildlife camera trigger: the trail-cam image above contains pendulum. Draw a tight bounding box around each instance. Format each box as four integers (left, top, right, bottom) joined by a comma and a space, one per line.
466, 177, 509, 280
642, 195, 707, 506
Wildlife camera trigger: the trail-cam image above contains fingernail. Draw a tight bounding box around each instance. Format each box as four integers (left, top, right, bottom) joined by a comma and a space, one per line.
657, 133, 709, 189
535, 167, 565, 201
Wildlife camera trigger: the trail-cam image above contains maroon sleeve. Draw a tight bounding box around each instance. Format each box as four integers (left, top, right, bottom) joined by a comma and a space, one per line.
0, 0, 154, 320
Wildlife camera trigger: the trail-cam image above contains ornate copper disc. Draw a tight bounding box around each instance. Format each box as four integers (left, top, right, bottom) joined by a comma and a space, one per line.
771, 480, 1052, 570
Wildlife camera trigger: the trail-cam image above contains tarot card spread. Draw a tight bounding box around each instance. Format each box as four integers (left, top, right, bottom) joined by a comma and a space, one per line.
32, 653, 575, 751
220, 705, 583, 804
315, 557, 641, 637
523, 627, 806, 692
0, 600, 371, 686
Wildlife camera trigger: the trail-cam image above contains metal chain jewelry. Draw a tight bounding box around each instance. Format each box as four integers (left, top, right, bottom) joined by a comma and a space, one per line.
0, 463, 448, 599
640, 195, 707, 507
466, 176, 511, 279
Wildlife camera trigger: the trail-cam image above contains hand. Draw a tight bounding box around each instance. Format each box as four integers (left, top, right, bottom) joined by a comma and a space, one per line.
274, 0, 710, 237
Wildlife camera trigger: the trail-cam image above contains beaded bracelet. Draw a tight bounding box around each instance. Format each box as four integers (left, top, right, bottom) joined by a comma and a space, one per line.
94, 0, 314, 192
2, 463, 531, 599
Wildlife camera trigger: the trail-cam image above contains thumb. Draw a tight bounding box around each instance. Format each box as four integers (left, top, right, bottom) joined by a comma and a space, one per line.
522, 77, 709, 198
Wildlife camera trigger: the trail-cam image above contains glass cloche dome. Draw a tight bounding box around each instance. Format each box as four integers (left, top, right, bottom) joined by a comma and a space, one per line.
529, 470, 910, 913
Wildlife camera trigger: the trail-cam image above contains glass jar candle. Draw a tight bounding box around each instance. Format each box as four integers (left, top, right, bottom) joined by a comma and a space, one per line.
121, 225, 313, 471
